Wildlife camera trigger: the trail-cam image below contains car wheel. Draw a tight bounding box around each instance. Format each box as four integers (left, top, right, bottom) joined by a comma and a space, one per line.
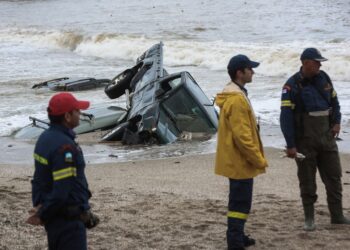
104, 69, 135, 99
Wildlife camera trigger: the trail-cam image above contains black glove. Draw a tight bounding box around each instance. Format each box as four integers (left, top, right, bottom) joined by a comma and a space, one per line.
80, 210, 100, 229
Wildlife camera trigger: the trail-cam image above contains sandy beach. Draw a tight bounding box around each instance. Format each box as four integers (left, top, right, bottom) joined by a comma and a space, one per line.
1, 147, 350, 250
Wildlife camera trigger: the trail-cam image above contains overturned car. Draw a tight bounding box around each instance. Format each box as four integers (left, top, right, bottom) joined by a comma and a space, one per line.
15, 42, 218, 145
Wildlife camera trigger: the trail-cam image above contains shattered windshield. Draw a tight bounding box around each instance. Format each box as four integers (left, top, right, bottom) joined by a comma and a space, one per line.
161, 88, 216, 133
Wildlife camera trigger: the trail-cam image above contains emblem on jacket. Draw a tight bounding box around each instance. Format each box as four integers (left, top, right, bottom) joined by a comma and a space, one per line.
64, 152, 73, 163
282, 84, 291, 94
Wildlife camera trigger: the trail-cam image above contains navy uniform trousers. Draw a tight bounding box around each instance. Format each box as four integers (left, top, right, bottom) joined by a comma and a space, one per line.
227, 178, 253, 249
45, 217, 87, 250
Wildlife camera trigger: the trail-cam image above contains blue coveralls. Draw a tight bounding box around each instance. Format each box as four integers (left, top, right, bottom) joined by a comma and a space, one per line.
32, 124, 91, 250
280, 69, 343, 209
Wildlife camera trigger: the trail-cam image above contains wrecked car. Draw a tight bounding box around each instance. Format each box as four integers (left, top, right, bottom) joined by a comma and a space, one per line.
15, 42, 218, 145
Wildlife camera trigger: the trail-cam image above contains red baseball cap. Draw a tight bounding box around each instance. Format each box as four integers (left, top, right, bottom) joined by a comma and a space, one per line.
48, 92, 90, 116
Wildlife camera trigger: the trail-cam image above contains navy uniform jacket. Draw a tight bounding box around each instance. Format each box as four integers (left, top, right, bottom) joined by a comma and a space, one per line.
32, 124, 91, 223
280, 69, 341, 148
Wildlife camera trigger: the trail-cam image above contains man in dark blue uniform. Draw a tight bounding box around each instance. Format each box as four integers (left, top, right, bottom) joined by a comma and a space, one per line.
26, 92, 99, 250
280, 48, 350, 231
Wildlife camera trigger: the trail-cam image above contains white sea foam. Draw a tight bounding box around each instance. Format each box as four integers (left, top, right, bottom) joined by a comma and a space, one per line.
1, 28, 350, 138
1, 28, 350, 81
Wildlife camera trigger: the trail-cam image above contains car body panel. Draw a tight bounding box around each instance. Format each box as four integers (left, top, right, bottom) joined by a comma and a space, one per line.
32, 77, 110, 91
14, 105, 127, 140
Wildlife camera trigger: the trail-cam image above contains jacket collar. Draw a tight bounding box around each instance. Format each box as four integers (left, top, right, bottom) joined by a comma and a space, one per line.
232, 81, 248, 96
50, 123, 76, 139
223, 81, 248, 96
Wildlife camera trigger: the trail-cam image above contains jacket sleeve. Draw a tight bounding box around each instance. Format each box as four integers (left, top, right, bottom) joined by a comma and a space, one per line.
32, 150, 51, 207
330, 86, 341, 125
38, 144, 78, 222
280, 83, 296, 148
320, 71, 341, 125
227, 96, 267, 169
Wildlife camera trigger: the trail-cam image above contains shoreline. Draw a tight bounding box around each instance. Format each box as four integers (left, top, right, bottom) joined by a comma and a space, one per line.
1, 148, 350, 249
2, 127, 350, 165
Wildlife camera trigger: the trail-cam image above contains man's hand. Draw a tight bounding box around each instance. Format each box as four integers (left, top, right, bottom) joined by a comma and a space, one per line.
26, 214, 43, 226
331, 124, 341, 138
285, 147, 297, 158
26, 205, 44, 226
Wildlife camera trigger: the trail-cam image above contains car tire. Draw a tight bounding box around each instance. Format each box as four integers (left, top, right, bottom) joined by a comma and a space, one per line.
105, 62, 143, 99
104, 69, 135, 99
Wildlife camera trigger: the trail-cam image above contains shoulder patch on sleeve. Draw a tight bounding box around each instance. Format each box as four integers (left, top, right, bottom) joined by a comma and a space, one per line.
58, 144, 76, 163
64, 152, 74, 163
282, 84, 291, 91
282, 84, 291, 94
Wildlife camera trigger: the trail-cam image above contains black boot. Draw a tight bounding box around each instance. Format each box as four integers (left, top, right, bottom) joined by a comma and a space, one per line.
227, 219, 246, 250
303, 204, 316, 231
329, 202, 350, 224
243, 235, 255, 247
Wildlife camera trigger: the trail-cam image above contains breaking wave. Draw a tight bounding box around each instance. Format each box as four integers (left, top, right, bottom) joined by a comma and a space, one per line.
1, 28, 350, 81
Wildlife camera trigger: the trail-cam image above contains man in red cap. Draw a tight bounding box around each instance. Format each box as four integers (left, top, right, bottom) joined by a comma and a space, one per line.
26, 92, 99, 250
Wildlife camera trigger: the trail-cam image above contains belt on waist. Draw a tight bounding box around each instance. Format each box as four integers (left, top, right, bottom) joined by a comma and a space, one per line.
308, 110, 330, 117
59, 205, 84, 219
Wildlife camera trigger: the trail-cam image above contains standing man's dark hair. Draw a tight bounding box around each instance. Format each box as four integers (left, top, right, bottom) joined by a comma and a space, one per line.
227, 54, 259, 82
26, 92, 99, 250
215, 54, 268, 249
280, 48, 350, 231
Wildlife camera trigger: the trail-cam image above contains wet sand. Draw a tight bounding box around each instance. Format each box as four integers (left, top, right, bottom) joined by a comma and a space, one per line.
1, 148, 350, 249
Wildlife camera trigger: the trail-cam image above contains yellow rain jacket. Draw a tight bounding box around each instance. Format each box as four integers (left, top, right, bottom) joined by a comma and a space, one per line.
215, 82, 267, 179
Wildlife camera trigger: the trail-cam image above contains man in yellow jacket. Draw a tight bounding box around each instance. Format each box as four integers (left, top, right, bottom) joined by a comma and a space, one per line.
215, 54, 268, 250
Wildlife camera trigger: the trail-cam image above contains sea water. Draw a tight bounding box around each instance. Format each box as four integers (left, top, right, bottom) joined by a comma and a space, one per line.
0, 0, 349, 163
